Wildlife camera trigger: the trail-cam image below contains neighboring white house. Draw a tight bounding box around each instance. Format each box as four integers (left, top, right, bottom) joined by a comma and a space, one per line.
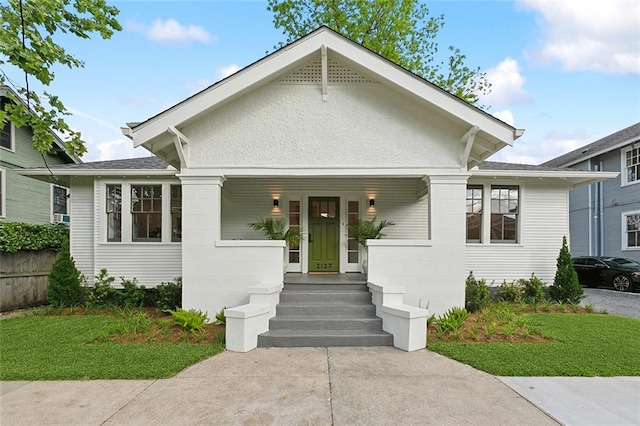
21, 27, 615, 350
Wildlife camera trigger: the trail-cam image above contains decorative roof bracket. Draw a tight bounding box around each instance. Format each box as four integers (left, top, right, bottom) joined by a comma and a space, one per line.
167, 126, 190, 169
460, 125, 480, 169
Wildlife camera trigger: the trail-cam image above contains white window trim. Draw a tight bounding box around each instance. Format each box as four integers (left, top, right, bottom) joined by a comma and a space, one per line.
0, 167, 6, 218
100, 181, 180, 245
0, 121, 15, 152
620, 145, 640, 187
485, 183, 523, 245
622, 209, 640, 251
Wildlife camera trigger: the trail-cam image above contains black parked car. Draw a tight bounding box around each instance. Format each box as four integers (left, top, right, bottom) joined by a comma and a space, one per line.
572, 256, 640, 292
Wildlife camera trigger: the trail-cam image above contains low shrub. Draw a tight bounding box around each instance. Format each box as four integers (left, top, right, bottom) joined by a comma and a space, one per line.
522, 273, 546, 303
84, 269, 145, 308
465, 272, 489, 312
155, 278, 182, 311
120, 277, 146, 308
496, 280, 523, 303
85, 268, 119, 307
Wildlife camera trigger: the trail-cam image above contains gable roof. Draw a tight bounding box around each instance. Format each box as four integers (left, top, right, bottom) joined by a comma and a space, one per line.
542, 122, 640, 168
122, 26, 522, 170
0, 85, 81, 164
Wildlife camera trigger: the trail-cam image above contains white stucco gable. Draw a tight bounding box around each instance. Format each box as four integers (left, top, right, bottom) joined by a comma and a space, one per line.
124, 26, 521, 171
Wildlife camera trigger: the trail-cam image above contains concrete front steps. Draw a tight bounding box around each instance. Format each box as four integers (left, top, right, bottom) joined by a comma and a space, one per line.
257, 277, 393, 347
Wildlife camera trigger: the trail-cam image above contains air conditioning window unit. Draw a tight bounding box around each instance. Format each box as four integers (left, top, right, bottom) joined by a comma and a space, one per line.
53, 213, 71, 225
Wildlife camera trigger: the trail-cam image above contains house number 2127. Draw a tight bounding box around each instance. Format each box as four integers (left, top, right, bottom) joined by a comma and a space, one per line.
316, 263, 332, 269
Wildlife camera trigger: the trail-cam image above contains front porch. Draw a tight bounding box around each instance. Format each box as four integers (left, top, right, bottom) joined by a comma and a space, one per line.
180, 173, 469, 352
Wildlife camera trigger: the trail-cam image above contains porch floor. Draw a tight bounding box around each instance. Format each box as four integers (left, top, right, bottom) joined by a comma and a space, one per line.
284, 273, 367, 285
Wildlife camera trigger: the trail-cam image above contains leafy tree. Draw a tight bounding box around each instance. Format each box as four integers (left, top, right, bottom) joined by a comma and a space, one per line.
0, 0, 121, 157
267, 0, 490, 106
47, 237, 82, 307
549, 236, 584, 304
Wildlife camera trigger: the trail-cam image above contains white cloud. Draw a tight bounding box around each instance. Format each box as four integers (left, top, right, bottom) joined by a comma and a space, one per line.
86, 138, 149, 162
127, 18, 215, 44
482, 58, 531, 106
492, 128, 593, 165
492, 110, 515, 126
520, 0, 640, 74
218, 64, 241, 79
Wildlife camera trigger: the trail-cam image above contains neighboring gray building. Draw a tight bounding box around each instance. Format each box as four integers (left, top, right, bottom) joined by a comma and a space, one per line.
543, 123, 640, 262
0, 85, 80, 224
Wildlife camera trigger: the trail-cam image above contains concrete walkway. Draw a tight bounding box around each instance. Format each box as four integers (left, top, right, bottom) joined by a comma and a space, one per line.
1, 347, 637, 425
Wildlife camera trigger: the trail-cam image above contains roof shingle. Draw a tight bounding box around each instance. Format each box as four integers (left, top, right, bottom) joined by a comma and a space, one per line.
542, 122, 640, 167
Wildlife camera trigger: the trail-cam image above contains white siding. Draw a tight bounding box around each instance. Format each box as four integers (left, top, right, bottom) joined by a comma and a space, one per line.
221, 177, 428, 240
94, 244, 181, 288
70, 177, 183, 287
69, 177, 94, 280
466, 179, 570, 285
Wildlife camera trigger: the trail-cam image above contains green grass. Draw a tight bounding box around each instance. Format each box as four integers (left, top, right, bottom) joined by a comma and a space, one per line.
429, 313, 640, 376
0, 315, 224, 380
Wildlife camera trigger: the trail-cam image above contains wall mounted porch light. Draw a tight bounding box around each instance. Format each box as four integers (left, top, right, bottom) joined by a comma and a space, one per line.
369, 198, 375, 207
273, 199, 279, 207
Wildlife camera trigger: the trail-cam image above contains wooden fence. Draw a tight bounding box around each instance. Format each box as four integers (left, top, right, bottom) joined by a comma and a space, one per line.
0, 250, 57, 312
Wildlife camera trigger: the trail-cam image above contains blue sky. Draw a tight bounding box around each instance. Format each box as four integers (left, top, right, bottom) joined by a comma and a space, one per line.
5, 0, 639, 164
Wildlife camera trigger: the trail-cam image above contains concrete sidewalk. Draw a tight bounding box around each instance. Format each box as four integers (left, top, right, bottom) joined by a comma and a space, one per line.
0, 347, 637, 425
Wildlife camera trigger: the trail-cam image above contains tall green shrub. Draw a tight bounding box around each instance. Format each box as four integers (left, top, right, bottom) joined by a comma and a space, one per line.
47, 237, 82, 307
465, 272, 489, 312
549, 236, 583, 304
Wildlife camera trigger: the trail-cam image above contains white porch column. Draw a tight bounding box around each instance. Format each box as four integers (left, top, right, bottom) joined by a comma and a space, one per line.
179, 175, 226, 316
424, 173, 470, 314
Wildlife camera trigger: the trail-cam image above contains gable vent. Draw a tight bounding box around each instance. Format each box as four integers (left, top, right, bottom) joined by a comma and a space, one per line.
277, 58, 374, 84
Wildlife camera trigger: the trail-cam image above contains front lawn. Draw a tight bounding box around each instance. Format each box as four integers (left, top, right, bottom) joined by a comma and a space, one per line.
429, 312, 640, 376
0, 313, 224, 380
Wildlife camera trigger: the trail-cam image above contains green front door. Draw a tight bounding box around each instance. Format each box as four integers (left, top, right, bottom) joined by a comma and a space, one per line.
308, 197, 340, 272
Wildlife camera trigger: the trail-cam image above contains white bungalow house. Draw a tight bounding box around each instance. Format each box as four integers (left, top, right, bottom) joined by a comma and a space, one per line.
21, 27, 615, 351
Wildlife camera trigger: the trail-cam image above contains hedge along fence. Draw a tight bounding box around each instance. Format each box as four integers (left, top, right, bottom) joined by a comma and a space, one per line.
0, 222, 69, 311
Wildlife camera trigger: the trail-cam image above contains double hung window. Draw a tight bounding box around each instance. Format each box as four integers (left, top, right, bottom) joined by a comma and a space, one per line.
490, 186, 519, 243
52, 186, 68, 215
623, 146, 639, 185
466, 185, 483, 243
131, 185, 162, 241
106, 184, 122, 242
624, 212, 640, 249
105, 183, 182, 243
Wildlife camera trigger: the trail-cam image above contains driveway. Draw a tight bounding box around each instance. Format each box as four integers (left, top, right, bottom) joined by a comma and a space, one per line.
582, 288, 640, 319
